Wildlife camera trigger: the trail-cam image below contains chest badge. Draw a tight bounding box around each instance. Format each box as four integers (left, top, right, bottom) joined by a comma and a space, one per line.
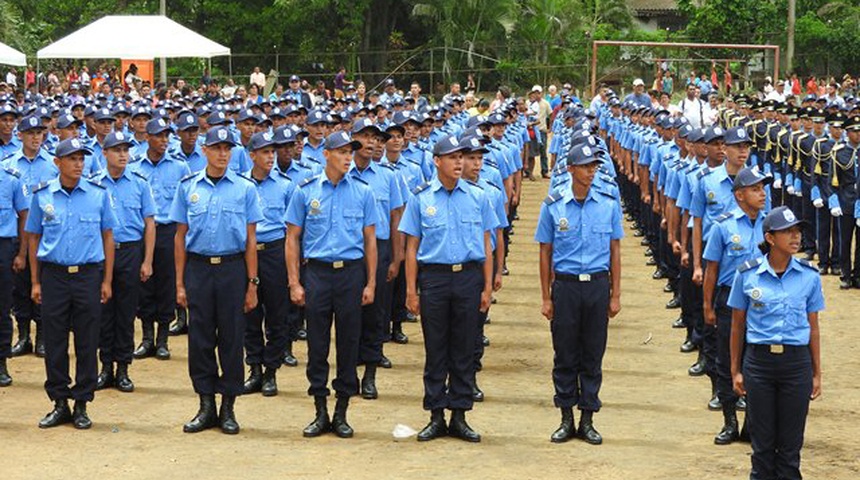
190, 193, 200, 204
707, 191, 716, 201
559, 218, 569, 231
310, 199, 321, 214
44, 204, 55, 216
750, 288, 763, 301
425, 205, 437, 216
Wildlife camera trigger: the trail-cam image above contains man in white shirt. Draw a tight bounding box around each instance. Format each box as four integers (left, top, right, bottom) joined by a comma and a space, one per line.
80, 66, 91, 89
250, 67, 266, 90
5, 69, 16, 88
677, 83, 708, 129
765, 80, 787, 102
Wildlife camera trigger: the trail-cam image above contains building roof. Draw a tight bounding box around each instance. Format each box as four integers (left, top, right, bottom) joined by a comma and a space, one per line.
628, 0, 680, 16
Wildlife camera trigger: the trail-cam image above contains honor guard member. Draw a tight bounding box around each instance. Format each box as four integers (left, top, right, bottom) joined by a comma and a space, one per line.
834, 115, 860, 289
728, 206, 824, 480
0, 162, 29, 386
4, 114, 53, 358
535, 143, 623, 446
241, 132, 295, 397
347, 119, 404, 400
702, 165, 769, 445
25, 138, 118, 429
131, 117, 191, 361
286, 130, 378, 439
170, 126, 263, 435
811, 112, 844, 275
399, 135, 497, 443
92, 132, 156, 393
796, 109, 824, 259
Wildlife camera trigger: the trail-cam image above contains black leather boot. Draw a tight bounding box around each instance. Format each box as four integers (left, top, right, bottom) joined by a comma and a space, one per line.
96, 362, 114, 390
282, 342, 298, 367
708, 377, 722, 411
115, 363, 134, 392
0, 357, 12, 387
10, 321, 32, 357
550, 407, 575, 443
183, 394, 218, 433
577, 410, 602, 445
331, 396, 354, 438
261, 367, 278, 397
169, 307, 188, 336
391, 324, 408, 344
688, 351, 706, 376
472, 381, 484, 402
133, 321, 155, 359
39, 399, 72, 428
303, 396, 331, 437
243, 364, 263, 394
714, 404, 739, 445
219, 395, 240, 434
72, 400, 92, 430
34, 323, 45, 358
417, 409, 447, 441
360, 363, 378, 400
448, 409, 481, 442
155, 322, 170, 360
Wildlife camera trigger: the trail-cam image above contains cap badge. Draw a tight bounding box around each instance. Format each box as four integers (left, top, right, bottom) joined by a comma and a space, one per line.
783, 209, 796, 222
218, 129, 228, 141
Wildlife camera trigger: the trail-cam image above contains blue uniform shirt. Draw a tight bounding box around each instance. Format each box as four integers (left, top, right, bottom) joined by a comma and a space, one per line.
229, 145, 254, 173
478, 177, 508, 250
702, 209, 765, 286
25, 178, 118, 265
691, 163, 737, 239
130, 152, 192, 224
171, 143, 207, 173
90, 168, 157, 243
728, 256, 825, 346
398, 178, 498, 264
277, 158, 315, 186
0, 167, 29, 238
534, 186, 624, 275
286, 173, 377, 262
348, 160, 404, 241
168, 169, 264, 256
1, 149, 58, 190
246, 168, 295, 243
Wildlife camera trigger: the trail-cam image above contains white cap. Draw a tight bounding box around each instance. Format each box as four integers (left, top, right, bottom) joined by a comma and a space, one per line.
632, 78, 645, 87
531, 84, 543, 93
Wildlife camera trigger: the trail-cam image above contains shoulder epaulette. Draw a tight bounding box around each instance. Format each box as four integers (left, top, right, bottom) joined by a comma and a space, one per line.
236, 173, 254, 184
715, 212, 733, 223
32, 181, 49, 193
544, 192, 563, 205
3, 166, 20, 178
465, 179, 483, 190
596, 188, 616, 199
411, 181, 431, 195
738, 257, 764, 273
349, 175, 369, 185
86, 178, 106, 189
697, 169, 712, 179
378, 162, 395, 171
484, 181, 501, 191
132, 171, 148, 181
796, 258, 818, 271
277, 170, 292, 181
296, 162, 312, 170
180, 172, 197, 183
300, 175, 319, 188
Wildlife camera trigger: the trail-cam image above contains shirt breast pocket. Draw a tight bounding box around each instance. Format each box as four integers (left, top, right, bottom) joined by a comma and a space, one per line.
460, 213, 482, 250
787, 298, 808, 327
122, 199, 141, 215
587, 223, 613, 252
78, 215, 101, 238
343, 208, 364, 234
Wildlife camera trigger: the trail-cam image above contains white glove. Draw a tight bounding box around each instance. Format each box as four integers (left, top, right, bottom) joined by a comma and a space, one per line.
795, 189, 803, 197
813, 198, 825, 208
786, 185, 796, 195
773, 179, 782, 189
831, 207, 843, 217
856, 218, 860, 228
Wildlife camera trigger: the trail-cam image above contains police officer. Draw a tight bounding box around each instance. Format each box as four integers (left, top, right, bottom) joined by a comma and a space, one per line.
399, 135, 497, 443
702, 165, 769, 445
286, 130, 377, 439
131, 117, 191, 361
833, 115, 860, 289
92, 132, 156, 393
25, 138, 118, 429
0, 160, 28, 386
242, 131, 294, 397
170, 126, 263, 435
535, 143, 623, 445
728, 206, 824, 480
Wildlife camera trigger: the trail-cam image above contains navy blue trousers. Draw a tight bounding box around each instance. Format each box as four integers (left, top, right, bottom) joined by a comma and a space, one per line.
714, 286, 739, 405
41, 263, 102, 402
244, 241, 289, 369
304, 260, 364, 398
0, 238, 14, 358
744, 345, 812, 480
359, 239, 391, 365
99, 244, 142, 365
185, 256, 246, 396
550, 274, 609, 412
138, 223, 176, 326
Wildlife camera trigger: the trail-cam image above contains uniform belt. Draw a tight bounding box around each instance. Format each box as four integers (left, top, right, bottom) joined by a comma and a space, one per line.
420, 261, 482, 273
554, 271, 609, 282
41, 262, 102, 274
256, 238, 285, 251
115, 240, 142, 250
306, 258, 362, 270
187, 252, 244, 265
748, 344, 807, 355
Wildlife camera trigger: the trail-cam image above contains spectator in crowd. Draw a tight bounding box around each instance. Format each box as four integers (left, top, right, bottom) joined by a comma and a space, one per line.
25, 65, 35, 89
250, 67, 266, 90
766, 80, 787, 102
790, 73, 801, 96
201, 68, 213, 86
247, 84, 263, 105
333, 66, 352, 94
677, 82, 708, 129
465, 73, 476, 93
80, 66, 91, 87
662, 70, 674, 95
546, 85, 561, 110
406, 81, 428, 111
5, 68, 16, 88
698, 73, 713, 98
623, 78, 651, 108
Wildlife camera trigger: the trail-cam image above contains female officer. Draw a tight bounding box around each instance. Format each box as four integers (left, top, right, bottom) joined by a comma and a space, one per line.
728, 206, 824, 480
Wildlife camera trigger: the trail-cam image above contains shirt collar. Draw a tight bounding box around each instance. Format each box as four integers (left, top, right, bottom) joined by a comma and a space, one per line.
49, 177, 88, 194
429, 176, 468, 194
562, 186, 599, 205
756, 255, 803, 278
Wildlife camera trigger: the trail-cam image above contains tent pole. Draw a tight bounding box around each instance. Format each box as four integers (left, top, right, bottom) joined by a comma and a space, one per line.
159, 0, 167, 85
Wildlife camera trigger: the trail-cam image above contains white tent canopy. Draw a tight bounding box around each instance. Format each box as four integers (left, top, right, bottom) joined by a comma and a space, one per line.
0, 41, 26, 66
37, 15, 230, 59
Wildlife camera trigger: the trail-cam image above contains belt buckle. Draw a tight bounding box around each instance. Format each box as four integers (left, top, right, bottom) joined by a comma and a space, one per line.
578, 274, 591, 282
770, 345, 784, 354
333, 261, 344, 269
210, 257, 222, 265
256, 243, 265, 251
452, 264, 463, 272
68, 265, 79, 274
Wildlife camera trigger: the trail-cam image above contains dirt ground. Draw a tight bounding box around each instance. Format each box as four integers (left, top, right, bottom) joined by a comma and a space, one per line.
2, 178, 859, 480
